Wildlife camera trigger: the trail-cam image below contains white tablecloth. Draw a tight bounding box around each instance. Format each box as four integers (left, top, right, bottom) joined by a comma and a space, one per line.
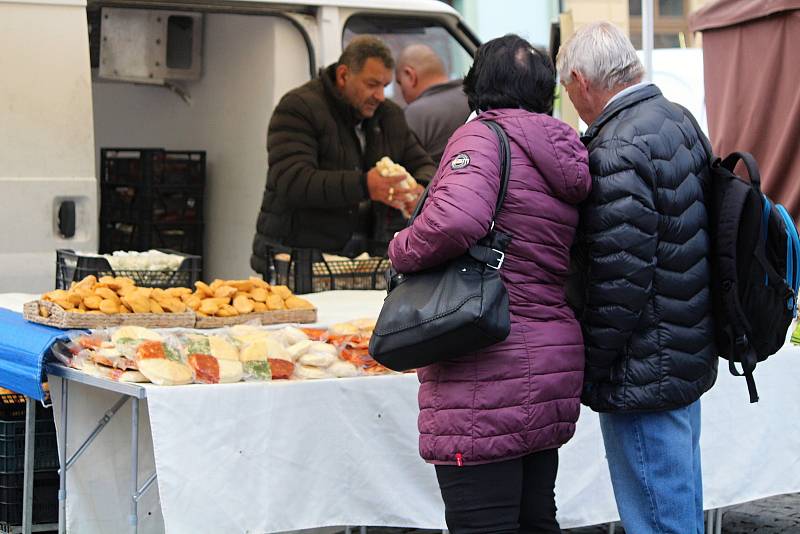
3, 291, 799, 533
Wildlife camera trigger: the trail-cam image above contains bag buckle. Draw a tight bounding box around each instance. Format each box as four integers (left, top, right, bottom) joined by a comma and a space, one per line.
487, 249, 505, 270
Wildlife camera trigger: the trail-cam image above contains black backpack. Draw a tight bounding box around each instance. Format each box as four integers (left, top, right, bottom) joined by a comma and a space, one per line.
685, 109, 800, 402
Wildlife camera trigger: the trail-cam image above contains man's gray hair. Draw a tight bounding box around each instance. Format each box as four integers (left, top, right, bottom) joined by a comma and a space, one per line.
556, 22, 644, 90
339, 35, 395, 73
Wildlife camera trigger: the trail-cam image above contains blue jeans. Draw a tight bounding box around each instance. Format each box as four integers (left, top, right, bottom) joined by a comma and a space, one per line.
599, 400, 703, 534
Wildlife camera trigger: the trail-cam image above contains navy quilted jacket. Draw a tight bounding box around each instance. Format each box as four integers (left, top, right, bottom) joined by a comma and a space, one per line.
575, 85, 718, 412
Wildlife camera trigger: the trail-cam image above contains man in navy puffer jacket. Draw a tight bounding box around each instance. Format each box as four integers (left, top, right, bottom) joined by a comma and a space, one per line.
558, 22, 717, 534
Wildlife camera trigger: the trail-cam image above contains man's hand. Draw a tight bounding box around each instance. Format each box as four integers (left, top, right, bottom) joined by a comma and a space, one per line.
367, 167, 410, 208
401, 184, 425, 217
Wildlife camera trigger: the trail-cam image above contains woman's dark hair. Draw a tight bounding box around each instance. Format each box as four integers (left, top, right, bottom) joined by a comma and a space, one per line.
463, 34, 556, 114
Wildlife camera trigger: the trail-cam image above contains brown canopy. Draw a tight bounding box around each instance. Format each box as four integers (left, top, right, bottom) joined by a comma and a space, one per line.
690, 0, 800, 216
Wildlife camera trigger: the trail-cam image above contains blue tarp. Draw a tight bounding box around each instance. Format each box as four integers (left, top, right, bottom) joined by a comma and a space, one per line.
0, 308, 70, 400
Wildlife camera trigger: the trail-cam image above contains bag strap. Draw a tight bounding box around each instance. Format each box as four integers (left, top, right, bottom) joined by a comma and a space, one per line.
408, 119, 512, 225
721, 152, 762, 191
481, 120, 512, 220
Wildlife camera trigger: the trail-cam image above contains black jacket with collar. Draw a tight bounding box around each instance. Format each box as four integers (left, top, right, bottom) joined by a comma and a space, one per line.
251, 64, 435, 274
575, 84, 718, 412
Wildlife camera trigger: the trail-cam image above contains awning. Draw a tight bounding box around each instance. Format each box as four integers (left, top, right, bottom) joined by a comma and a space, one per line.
0, 308, 69, 400
689, 0, 800, 217
689, 0, 800, 32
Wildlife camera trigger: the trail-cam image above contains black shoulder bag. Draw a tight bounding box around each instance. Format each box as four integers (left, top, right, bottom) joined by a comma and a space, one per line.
368, 120, 512, 372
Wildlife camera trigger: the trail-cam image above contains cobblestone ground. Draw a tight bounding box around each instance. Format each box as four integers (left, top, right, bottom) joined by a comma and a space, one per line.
346, 492, 800, 534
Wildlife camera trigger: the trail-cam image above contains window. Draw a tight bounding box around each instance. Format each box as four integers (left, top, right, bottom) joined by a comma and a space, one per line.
629, 0, 691, 49
343, 15, 474, 105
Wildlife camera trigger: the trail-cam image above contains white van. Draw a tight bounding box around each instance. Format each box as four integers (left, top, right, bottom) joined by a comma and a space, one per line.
0, 0, 479, 293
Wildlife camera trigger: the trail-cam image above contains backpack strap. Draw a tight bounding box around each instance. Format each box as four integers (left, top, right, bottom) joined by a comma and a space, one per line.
716, 170, 761, 402
721, 152, 762, 191
776, 204, 800, 314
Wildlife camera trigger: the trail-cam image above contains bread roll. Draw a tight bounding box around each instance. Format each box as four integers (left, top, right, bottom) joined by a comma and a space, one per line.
329, 322, 360, 336
308, 342, 338, 356
112, 326, 162, 344
329, 360, 360, 378
208, 336, 239, 361
278, 326, 309, 346
218, 359, 244, 383
138, 359, 193, 386
298, 351, 337, 368
293, 364, 332, 380
239, 340, 268, 362
265, 338, 291, 362
286, 340, 314, 361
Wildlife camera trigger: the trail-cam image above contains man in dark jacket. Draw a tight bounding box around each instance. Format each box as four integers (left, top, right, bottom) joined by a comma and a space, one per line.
251, 36, 435, 276
558, 22, 717, 534
396, 44, 471, 165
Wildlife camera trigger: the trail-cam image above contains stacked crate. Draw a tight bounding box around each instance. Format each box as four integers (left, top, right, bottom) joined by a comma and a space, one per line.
0, 394, 59, 528
99, 149, 205, 256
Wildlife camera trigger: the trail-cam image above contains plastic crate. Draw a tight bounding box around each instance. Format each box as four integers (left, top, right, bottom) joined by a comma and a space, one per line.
99, 221, 204, 256
100, 148, 205, 187
0, 395, 52, 422
272, 249, 389, 294
0, 419, 58, 473
56, 248, 202, 289
100, 184, 203, 224
0, 470, 59, 525
149, 223, 204, 255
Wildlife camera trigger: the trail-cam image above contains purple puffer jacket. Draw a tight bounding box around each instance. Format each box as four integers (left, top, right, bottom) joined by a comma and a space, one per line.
389, 109, 591, 465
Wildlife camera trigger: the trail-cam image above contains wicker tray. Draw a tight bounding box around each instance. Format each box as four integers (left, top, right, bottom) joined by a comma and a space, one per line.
193, 308, 317, 329
23, 300, 196, 329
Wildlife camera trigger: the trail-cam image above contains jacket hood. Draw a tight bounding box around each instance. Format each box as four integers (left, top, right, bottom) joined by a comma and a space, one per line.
477, 108, 591, 204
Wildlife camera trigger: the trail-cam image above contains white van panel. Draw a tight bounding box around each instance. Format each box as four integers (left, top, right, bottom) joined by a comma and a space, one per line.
92, 14, 310, 281
0, 3, 96, 292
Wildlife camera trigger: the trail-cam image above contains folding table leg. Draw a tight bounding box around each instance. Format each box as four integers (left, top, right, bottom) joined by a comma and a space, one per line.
58, 379, 68, 534
706, 509, 715, 533
344, 527, 352, 534
22, 397, 36, 534
130, 398, 139, 534
607, 522, 616, 534
715, 508, 723, 534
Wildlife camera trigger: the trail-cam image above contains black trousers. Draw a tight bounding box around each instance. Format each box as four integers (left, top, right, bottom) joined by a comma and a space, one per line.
434, 448, 561, 534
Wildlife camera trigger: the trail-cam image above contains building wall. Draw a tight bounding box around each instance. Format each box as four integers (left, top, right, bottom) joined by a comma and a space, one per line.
564, 0, 629, 33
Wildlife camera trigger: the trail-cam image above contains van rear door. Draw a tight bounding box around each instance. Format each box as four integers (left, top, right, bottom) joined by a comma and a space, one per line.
0, 0, 97, 293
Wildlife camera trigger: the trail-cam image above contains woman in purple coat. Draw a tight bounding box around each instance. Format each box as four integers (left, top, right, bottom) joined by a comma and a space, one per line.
388, 35, 591, 533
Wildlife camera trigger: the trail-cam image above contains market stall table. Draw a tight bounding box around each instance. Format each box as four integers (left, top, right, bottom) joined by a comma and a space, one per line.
2, 291, 800, 533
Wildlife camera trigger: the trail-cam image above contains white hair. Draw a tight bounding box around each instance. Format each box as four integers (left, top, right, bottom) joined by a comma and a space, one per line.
556, 22, 645, 90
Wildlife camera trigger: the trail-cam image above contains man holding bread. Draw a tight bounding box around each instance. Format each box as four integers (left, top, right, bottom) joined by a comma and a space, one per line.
251, 36, 434, 276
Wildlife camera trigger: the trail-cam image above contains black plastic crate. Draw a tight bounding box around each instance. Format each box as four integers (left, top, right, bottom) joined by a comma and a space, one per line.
56, 248, 202, 289
0, 470, 59, 525
100, 148, 205, 187
99, 221, 204, 256
272, 248, 389, 294
0, 419, 58, 473
0, 395, 52, 422
101, 184, 204, 225
149, 223, 204, 255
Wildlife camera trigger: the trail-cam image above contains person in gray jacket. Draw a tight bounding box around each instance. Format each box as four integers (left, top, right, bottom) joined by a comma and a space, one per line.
558, 22, 717, 534
396, 44, 471, 165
